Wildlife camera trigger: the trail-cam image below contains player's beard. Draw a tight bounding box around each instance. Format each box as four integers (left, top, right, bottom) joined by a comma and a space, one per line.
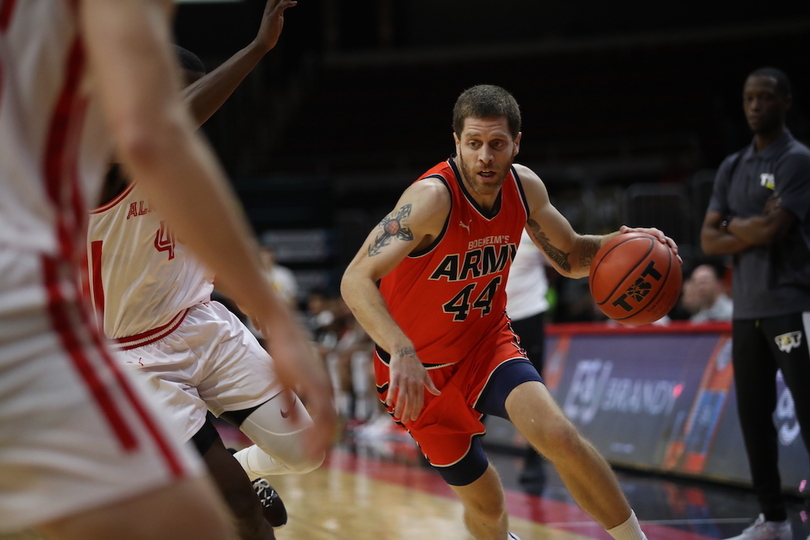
456, 153, 512, 198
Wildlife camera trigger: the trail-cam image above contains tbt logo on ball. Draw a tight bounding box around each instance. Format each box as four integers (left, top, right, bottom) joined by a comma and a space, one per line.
611, 260, 663, 312
589, 231, 682, 326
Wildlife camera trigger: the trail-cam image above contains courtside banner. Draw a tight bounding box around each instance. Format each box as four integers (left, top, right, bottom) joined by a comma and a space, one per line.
484, 322, 810, 493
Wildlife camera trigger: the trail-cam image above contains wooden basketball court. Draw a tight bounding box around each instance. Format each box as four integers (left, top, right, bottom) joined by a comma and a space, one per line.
268, 447, 723, 540
0, 440, 773, 540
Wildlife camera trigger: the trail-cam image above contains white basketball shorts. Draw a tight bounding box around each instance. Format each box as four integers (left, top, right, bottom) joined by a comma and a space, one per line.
114, 301, 285, 443
0, 250, 202, 533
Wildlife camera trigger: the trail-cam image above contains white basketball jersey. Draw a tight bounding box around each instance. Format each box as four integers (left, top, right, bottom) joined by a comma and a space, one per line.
0, 0, 110, 260
505, 230, 550, 320
87, 182, 214, 339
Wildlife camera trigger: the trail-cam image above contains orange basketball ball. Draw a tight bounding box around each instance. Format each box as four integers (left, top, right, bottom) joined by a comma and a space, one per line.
589, 232, 682, 326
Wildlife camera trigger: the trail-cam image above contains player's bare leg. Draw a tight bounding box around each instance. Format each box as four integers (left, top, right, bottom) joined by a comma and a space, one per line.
37, 477, 236, 540
506, 381, 633, 529
449, 464, 509, 540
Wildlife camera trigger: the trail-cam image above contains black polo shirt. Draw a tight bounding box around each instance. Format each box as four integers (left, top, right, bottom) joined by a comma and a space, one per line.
708, 129, 810, 319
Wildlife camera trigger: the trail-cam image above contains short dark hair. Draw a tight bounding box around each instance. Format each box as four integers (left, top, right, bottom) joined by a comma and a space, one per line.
174, 45, 206, 74
453, 85, 521, 139
749, 67, 792, 96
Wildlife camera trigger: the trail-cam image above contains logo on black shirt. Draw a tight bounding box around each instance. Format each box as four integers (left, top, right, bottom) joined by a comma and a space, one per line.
760, 173, 775, 190
774, 331, 802, 353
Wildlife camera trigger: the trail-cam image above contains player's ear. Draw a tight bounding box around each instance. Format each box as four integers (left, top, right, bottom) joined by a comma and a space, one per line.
513, 132, 522, 157
453, 132, 461, 152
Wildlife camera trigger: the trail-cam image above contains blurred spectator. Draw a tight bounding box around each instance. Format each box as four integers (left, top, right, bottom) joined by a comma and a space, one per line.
259, 244, 299, 309
306, 288, 337, 346
682, 264, 733, 322
326, 299, 376, 422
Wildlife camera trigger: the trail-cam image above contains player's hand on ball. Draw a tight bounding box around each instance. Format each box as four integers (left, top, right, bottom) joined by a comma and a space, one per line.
590, 230, 683, 325
619, 225, 682, 264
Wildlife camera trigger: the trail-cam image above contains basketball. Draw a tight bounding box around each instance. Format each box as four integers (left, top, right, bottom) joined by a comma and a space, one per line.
589, 232, 682, 326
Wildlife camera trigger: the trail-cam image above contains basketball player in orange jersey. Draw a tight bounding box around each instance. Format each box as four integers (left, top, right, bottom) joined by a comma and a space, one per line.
0, 0, 333, 539
342, 85, 680, 540
86, 2, 328, 538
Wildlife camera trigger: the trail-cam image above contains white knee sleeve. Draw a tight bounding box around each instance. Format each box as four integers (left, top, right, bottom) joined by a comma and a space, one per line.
232, 389, 325, 479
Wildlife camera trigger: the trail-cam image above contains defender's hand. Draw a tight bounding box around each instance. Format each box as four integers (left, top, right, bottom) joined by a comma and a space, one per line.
255, 0, 297, 53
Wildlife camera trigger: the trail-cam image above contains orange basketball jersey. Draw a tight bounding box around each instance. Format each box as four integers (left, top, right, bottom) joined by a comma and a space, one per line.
379, 158, 529, 367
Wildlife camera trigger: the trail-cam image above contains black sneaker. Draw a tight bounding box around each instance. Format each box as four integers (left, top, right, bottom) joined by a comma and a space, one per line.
252, 478, 287, 528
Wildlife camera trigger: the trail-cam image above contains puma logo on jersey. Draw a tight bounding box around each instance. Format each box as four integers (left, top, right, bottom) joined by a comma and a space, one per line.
775, 331, 802, 353
126, 200, 153, 219
459, 220, 471, 232
760, 173, 775, 190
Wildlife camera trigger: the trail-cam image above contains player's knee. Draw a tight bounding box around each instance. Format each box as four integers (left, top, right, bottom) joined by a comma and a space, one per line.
464, 497, 506, 524
252, 436, 325, 474
282, 446, 325, 474
530, 418, 582, 462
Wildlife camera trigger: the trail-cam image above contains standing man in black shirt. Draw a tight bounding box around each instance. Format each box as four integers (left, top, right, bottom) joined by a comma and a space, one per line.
702, 67, 810, 540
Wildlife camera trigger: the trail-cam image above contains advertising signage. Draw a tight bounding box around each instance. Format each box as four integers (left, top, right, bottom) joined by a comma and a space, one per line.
484, 322, 809, 493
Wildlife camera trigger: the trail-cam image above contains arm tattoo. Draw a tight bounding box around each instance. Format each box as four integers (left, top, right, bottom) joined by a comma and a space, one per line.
578, 237, 602, 269
368, 204, 414, 257
527, 219, 571, 272
395, 346, 416, 358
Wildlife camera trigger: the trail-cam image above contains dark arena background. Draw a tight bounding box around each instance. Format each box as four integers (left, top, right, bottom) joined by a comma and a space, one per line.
174, 0, 810, 305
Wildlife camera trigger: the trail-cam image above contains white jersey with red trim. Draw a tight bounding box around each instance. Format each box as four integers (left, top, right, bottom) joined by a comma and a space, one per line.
87, 182, 214, 340
0, 0, 110, 260
0, 3, 203, 531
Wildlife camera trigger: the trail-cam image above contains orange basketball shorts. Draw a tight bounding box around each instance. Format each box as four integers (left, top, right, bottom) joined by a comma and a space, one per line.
374, 322, 531, 469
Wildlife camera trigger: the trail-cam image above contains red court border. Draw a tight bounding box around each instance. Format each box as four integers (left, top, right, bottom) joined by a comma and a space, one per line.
546, 321, 731, 336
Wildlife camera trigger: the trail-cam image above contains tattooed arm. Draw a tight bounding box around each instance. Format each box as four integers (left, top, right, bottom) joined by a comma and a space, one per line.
340, 179, 448, 421
513, 164, 606, 278
515, 164, 680, 278
524, 217, 607, 277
